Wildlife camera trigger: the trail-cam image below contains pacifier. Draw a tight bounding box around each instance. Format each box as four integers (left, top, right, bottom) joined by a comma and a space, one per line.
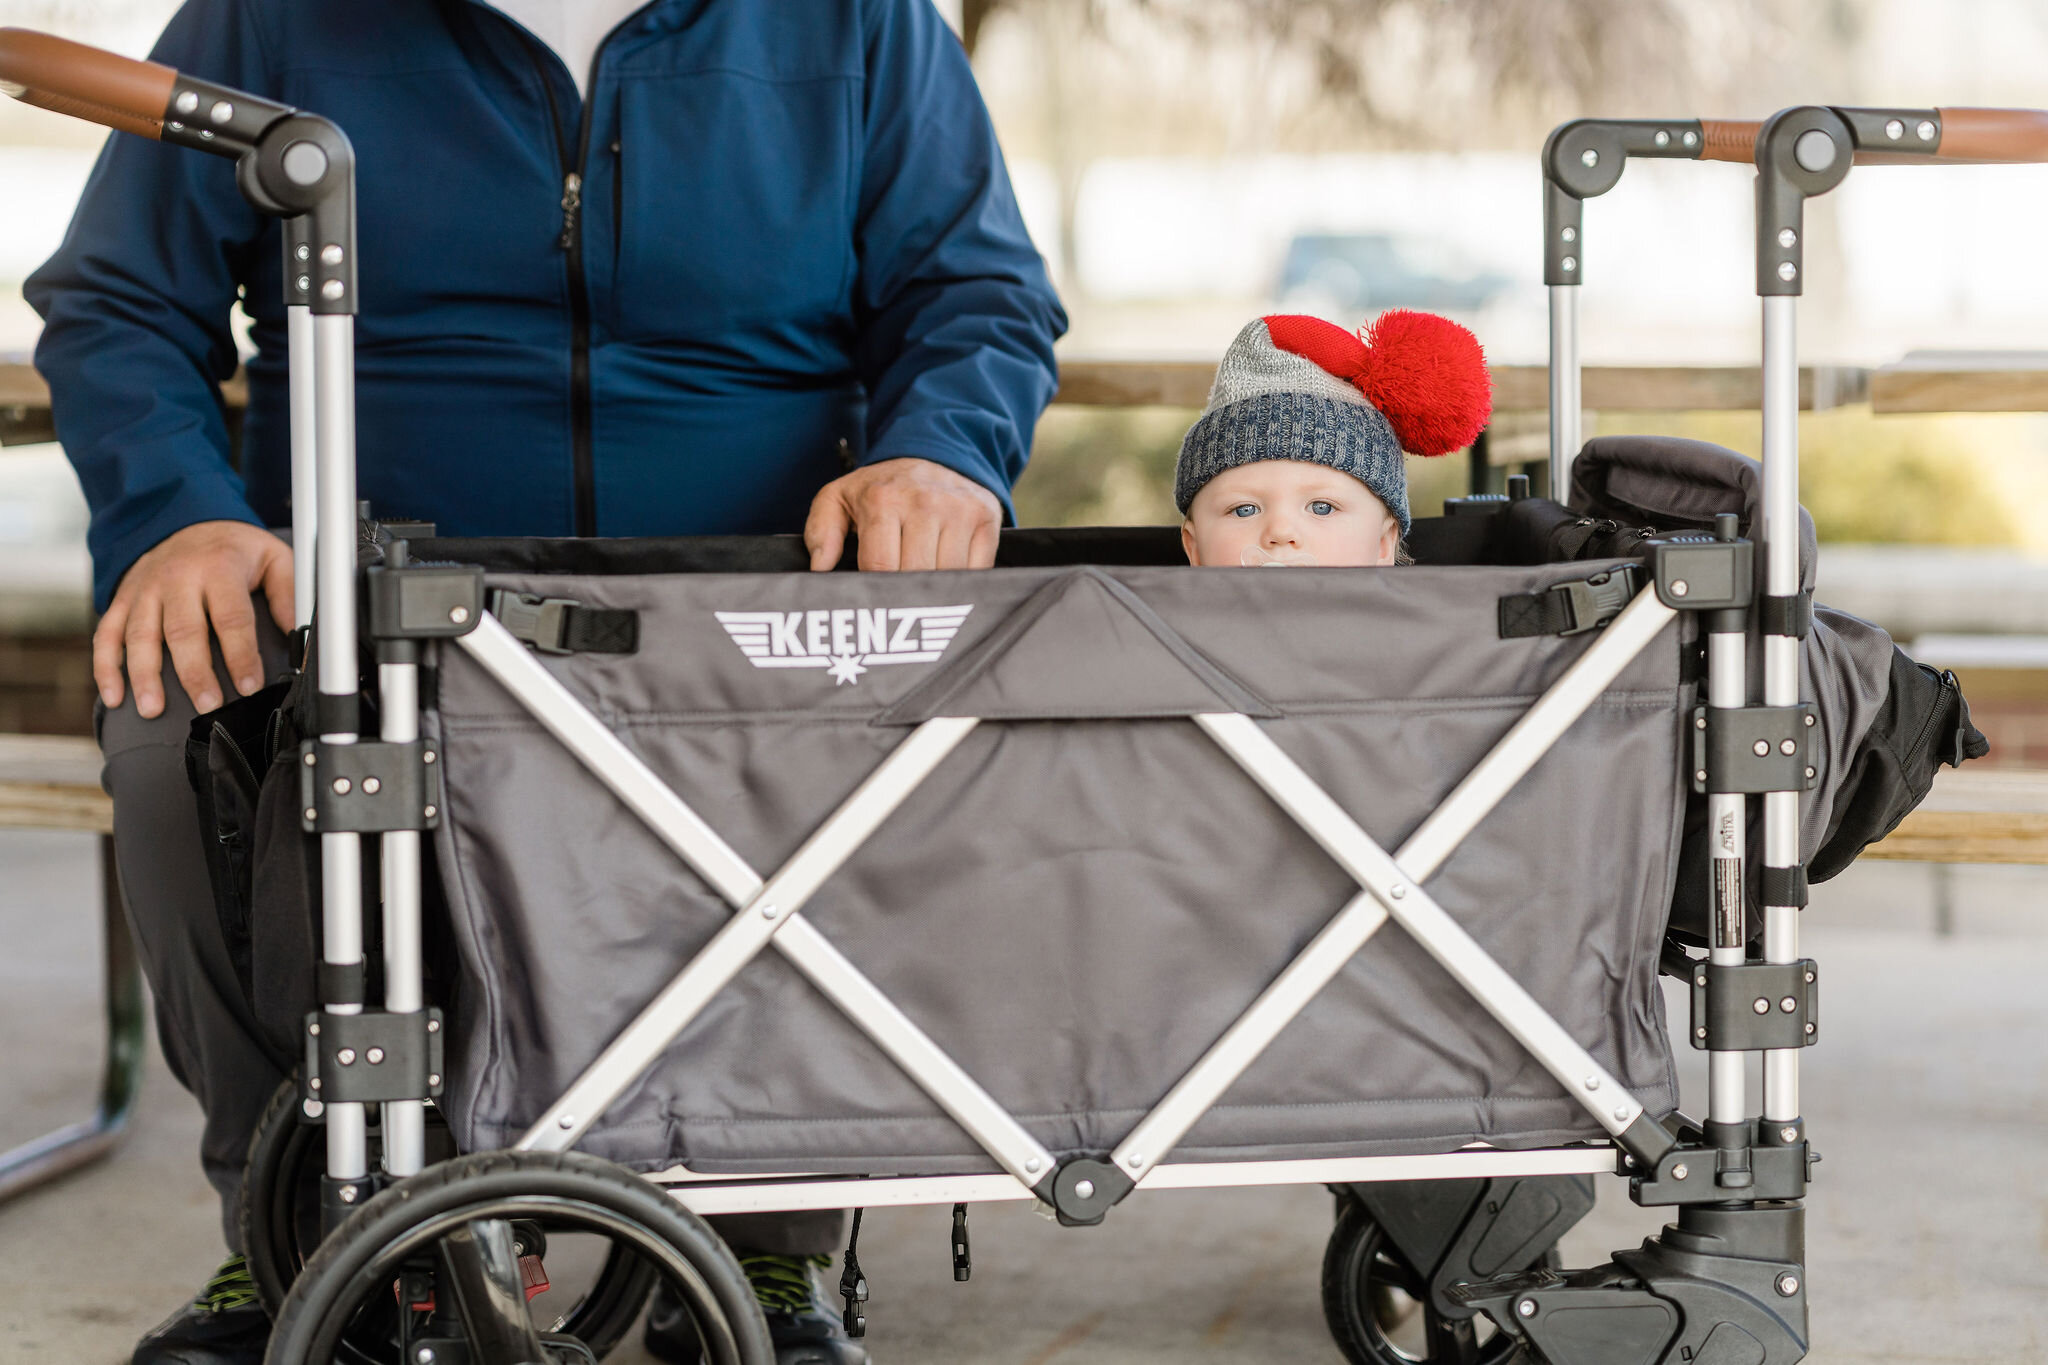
1241, 544, 1319, 568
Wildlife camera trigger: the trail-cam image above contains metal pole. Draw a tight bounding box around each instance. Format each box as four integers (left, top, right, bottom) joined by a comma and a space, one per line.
313, 311, 367, 1183
1760, 294, 1802, 1125
378, 654, 425, 1178
1548, 284, 1582, 498
1706, 628, 1749, 1128
287, 303, 316, 628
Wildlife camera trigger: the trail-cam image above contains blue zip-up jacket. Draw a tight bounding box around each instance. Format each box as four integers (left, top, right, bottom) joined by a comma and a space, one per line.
26, 0, 1065, 610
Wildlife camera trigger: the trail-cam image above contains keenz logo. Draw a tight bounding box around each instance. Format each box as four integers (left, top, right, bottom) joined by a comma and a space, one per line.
715, 606, 974, 685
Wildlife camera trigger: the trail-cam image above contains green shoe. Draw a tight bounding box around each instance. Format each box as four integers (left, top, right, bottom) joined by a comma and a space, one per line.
132, 1254, 270, 1365
644, 1251, 870, 1365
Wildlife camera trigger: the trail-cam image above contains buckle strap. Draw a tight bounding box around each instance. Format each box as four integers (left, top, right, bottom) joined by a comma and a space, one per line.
487, 590, 638, 655
1498, 565, 1644, 639
1758, 590, 1813, 639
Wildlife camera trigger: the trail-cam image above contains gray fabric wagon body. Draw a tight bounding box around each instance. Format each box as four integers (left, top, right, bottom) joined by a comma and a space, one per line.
421, 559, 1692, 1174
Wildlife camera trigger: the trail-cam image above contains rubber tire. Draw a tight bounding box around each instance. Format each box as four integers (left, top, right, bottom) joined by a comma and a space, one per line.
240, 1076, 324, 1318
241, 1083, 656, 1359
1321, 1197, 1535, 1365
266, 1149, 771, 1365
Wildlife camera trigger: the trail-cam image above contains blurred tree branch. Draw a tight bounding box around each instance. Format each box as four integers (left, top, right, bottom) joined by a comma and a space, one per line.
964, 0, 1789, 136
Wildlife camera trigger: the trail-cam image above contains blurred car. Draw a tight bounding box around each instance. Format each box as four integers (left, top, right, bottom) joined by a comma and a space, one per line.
1275, 231, 1511, 316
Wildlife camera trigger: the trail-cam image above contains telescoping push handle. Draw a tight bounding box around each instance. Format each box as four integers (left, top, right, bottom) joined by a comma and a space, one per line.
4, 25, 377, 1182
1541, 105, 2048, 289
1539, 104, 2048, 485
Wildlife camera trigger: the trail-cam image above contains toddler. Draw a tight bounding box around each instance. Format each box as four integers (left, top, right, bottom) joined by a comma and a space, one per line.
1176, 310, 1492, 567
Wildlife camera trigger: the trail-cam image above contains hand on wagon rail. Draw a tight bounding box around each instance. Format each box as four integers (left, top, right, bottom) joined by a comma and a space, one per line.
93, 520, 293, 720
805, 456, 1004, 572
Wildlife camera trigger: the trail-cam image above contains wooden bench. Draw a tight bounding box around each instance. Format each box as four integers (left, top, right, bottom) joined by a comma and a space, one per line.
0, 735, 141, 1204
1860, 765, 2048, 864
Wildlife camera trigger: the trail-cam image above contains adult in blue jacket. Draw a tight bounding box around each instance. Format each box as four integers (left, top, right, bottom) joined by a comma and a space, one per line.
25, 1, 1063, 1361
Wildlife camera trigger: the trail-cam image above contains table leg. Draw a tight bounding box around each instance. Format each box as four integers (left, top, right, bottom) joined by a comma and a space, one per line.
0, 833, 145, 1202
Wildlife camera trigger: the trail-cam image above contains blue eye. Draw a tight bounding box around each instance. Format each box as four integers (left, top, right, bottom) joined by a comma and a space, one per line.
1229, 504, 1259, 518
1309, 500, 1335, 516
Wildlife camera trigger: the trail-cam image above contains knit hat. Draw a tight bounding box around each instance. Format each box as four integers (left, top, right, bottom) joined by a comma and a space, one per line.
1173, 310, 1493, 531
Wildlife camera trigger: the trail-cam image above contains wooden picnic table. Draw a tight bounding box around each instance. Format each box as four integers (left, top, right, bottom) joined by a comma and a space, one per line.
6, 350, 2048, 447
0, 733, 134, 1206
1869, 351, 2048, 414
1050, 361, 1874, 413
0, 732, 110, 833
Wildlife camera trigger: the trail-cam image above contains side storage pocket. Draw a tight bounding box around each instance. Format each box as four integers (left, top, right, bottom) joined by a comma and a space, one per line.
249, 727, 324, 1061
184, 680, 294, 1052
1809, 653, 1990, 880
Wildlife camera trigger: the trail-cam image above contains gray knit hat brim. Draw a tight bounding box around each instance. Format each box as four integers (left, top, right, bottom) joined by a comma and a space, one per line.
1173, 391, 1410, 531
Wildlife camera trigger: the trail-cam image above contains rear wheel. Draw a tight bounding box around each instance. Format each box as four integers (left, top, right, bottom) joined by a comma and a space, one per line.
1322, 1197, 1542, 1365
267, 1150, 768, 1365
244, 1085, 658, 1361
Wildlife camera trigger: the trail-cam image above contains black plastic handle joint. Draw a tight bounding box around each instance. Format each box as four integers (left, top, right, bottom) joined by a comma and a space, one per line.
1541, 119, 1708, 286
1754, 107, 1855, 297
247, 114, 357, 315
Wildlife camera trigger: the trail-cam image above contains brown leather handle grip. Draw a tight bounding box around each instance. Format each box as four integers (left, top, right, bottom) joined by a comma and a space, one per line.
1697, 119, 1761, 164
1930, 107, 2048, 162
1697, 110, 2048, 166
0, 27, 175, 140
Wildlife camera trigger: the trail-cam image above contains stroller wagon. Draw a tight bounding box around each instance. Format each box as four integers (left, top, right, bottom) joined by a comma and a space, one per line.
2, 28, 2034, 1365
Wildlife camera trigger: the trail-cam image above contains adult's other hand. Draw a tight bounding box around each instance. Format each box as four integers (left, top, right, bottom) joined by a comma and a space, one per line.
805, 457, 1002, 572
94, 520, 293, 719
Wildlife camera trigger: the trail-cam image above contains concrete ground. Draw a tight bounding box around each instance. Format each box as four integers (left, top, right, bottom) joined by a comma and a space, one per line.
1, 828, 2042, 1364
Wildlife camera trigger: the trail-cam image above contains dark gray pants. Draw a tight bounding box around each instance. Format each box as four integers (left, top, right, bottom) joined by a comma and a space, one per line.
101, 614, 839, 1257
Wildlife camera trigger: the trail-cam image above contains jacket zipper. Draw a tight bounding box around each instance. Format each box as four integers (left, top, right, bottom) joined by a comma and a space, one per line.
502, 4, 660, 537
522, 43, 599, 537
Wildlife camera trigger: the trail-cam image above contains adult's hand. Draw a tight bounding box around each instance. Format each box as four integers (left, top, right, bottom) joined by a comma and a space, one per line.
804, 457, 1002, 572
94, 520, 293, 719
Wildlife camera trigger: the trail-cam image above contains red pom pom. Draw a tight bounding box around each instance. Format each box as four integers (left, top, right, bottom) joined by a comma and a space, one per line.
1354, 309, 1492, 456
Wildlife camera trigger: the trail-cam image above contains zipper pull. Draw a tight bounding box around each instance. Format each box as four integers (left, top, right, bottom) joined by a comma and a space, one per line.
559, 171, 582, 252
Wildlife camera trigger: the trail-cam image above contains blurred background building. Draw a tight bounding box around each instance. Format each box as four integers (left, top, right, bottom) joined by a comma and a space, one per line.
2, 0, 2046, 744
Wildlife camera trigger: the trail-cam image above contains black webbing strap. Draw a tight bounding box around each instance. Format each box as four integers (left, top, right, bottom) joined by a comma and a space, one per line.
312, 690, 360, 738
487, 589, 639, 655
317, 959, 366, 1006
1760, 865, 1809, 908
1759, 591, 1813, 639
1498, 565, 1643, 639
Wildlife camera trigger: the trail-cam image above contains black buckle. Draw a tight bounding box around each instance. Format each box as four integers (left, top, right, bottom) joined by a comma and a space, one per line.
839, 1209, 869, 1338
489, 589, 579, 655
1558, 565, 1642, 636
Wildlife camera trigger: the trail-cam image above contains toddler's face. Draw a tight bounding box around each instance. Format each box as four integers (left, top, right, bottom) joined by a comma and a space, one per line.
1181, 461, 1399, 568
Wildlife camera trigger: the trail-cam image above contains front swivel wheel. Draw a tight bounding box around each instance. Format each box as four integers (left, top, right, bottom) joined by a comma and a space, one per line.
266, 1149, 771, 1365
1322, 1197, 1540, 1365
